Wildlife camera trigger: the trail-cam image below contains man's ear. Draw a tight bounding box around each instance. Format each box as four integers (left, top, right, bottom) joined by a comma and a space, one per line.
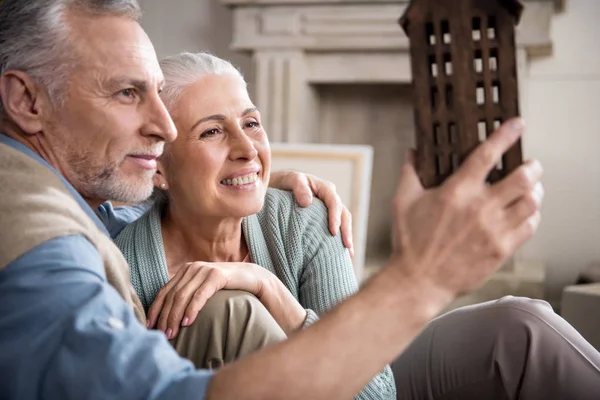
0, 70, 47, 134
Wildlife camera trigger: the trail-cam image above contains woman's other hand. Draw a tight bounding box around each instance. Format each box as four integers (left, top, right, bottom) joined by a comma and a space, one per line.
270, 170, 354, 257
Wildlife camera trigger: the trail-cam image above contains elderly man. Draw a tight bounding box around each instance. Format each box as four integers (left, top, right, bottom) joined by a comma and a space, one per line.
1, 1, 599, 400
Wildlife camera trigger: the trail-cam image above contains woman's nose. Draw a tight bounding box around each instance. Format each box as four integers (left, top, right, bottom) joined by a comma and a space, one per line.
229, 129, 258, 161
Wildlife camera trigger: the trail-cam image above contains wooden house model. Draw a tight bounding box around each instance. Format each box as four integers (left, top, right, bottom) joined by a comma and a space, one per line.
400, 0, 524, 187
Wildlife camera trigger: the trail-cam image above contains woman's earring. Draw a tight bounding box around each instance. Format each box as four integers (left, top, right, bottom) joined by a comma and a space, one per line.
160, 183, 167, 190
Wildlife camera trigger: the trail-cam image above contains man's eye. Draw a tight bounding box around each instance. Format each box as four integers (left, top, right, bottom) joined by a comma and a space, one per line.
246, 121, 260, 129
119, 89, 135, 98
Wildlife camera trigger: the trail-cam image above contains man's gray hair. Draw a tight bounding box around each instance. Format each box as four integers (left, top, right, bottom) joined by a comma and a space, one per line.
160, 51, 247, 111
0, 0, 142, 111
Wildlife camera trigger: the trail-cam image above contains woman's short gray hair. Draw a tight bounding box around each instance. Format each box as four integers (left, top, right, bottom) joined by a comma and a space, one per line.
159, 51, 247, 111
0, 0, 142, 111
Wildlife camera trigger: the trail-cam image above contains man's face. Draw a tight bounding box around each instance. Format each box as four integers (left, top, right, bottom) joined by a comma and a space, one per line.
45, 11, 176, 205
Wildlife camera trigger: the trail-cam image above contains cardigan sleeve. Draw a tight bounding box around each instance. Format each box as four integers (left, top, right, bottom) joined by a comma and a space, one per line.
293, 197, 397, 400
295, 197, 359, 325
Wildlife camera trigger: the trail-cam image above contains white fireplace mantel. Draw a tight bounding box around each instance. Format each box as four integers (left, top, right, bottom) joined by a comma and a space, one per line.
223, 0, 561, 54
221, 0, 564, 143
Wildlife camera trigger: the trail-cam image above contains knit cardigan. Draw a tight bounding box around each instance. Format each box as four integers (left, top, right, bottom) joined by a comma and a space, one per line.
114, 188, 396, 399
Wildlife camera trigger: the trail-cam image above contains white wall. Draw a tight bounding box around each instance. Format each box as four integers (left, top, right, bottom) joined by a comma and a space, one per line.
138, 0, 252, 79
521, 0, 600, 301
138, 0, 600, 303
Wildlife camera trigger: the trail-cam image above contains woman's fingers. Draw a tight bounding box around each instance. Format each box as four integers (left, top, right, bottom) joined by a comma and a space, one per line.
313, 180, 343, 237
182, 278, 223, 328
161, 266, 211, 338
168, 268, 227, 338
150, 262, 265, 339
340, 206, 354, 257
159, 263, 230, 340
147, 290, 167, 329
147, 269, 186, 329
155, 263, 205, 336
269, 170, 313, 206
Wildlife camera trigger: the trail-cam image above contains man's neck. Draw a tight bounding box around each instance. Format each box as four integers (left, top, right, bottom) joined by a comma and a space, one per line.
1, 127, 103, 211
2, 128, 42, 157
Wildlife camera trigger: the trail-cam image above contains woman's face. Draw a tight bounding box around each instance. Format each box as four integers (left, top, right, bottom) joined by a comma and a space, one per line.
158, 73, 271, 219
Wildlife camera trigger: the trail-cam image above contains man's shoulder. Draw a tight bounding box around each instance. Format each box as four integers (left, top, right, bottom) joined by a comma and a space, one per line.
4, 235, 104, 278
0, 232, 213, 400
0, 144, 97, 270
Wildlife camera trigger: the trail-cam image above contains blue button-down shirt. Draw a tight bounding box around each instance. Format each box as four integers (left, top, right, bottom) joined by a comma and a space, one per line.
0, 135, 213, 400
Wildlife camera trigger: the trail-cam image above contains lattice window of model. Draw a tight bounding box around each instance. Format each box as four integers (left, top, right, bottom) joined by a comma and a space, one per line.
401, 0, 524, 188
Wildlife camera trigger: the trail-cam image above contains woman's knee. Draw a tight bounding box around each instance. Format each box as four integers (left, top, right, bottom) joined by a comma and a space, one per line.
175, 290, 286, 368
199, 289, 260, 317
195, 289, 287, 342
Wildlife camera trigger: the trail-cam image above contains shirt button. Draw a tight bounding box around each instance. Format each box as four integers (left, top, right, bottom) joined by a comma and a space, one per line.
107, 317, 124, 330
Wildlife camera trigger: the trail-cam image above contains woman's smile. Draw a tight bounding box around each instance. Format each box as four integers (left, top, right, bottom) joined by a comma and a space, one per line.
220, 171, 261, 191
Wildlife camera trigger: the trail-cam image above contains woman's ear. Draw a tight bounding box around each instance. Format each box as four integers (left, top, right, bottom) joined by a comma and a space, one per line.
0, 70, 48, 134
153, 159, 169, 190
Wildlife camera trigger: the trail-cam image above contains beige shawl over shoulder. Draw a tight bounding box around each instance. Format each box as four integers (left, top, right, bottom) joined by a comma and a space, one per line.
0, 141, 145, 323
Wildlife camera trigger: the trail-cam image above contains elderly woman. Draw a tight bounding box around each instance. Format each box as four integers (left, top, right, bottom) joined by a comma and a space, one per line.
114, 52, 395, 399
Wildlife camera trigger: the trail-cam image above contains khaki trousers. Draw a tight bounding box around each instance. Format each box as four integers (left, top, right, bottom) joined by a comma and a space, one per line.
171, 290, 287, 370
392, 296, 600, 400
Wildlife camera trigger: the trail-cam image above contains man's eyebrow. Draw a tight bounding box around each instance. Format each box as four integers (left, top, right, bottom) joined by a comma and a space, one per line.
108, 77, 163, 93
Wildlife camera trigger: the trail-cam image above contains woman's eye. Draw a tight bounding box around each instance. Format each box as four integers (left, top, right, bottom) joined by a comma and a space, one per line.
245, 121, 260, 129
200, 128, 220, 139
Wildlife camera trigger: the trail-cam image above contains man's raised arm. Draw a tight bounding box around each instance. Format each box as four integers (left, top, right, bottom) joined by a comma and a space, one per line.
207, 119, 543, 400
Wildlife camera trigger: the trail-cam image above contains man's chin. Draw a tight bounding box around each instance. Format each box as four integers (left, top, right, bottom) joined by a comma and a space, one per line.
110, 189, 153, 204
101, 174, 155, 204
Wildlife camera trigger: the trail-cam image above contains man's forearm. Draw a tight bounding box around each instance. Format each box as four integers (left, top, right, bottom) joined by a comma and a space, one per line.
206, 256, 453, 400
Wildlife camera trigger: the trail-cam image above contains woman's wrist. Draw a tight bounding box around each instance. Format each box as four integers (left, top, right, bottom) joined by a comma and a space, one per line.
256, 272, 306, 333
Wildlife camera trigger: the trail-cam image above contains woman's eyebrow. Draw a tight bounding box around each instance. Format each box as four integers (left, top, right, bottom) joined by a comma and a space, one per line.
191, 114, 226, 131
190, 107, 259, 131
242, 107, 258, 116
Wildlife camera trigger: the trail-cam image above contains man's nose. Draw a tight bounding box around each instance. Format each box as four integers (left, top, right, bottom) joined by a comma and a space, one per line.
143, 94, 177, 143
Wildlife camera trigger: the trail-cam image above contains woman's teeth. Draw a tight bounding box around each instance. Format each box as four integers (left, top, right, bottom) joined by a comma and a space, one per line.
221, 172, 259, 186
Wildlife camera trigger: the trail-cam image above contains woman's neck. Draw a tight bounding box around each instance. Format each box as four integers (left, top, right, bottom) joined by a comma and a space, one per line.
161, 202, 248, 276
